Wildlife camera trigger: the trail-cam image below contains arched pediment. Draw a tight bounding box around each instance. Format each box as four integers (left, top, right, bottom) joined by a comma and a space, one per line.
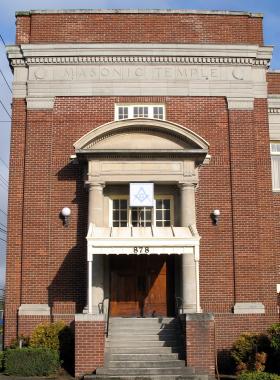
74, 119, 209, 152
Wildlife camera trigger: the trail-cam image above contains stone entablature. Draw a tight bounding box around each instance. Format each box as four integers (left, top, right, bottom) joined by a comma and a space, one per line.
268, 95, 280, 140
7, 44, 272, 108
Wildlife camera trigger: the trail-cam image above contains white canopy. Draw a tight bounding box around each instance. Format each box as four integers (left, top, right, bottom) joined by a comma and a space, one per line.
86, 224, 200, 257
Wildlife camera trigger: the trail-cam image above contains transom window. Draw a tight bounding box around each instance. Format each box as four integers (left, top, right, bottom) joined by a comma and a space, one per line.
156, 199, 171, 227
112, 199, 128, 227
271, 142, 280, 191
111, 196, 173, 227
115, 104, 165, 121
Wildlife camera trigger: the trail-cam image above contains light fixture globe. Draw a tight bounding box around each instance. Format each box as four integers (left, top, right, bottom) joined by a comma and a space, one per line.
61, 207, 71, 217
61, 207, 71, 227
211, 209, 220, 225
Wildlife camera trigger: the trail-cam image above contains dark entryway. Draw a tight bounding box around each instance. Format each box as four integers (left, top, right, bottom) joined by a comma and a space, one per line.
110, 254, 175, 317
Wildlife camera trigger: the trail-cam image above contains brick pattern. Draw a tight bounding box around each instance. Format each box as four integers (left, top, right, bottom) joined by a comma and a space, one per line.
5, 96, 279, 348
15, 13, 263, 45
185, 315, 215, 375
75, 321, 105, 377
267, 72, 280, 94
16, 15, 30, 44
18, 315, 51, 337
215, 314, 279, 373
17, 315, 74, 341
228, 108, 261, 303
4, 99, 27, 347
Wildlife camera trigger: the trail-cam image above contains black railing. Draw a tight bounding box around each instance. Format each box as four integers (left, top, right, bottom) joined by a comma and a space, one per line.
99, 297, 110, 337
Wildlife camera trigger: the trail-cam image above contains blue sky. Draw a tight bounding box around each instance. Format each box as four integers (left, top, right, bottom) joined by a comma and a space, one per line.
0, 0, 279, 287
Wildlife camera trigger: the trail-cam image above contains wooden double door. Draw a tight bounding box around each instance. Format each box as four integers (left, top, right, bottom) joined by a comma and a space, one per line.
110, 255, 174, 317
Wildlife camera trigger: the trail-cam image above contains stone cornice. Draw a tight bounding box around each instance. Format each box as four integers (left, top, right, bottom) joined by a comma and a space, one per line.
268, 96, 280, 113
7, 44, 272, 68
16, 9, 263, 17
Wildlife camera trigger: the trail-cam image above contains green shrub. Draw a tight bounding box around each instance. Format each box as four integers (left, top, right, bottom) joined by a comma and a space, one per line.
238, 372, 280, 380
30, 321, 66, 351
4, 347, 60, 376
231, 332, 271, 373
0, 351, 4, 372
268, 324, 280, 352
30, 321, 74, 373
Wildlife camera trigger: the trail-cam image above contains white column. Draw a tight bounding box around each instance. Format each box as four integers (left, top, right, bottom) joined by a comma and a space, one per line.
87, 182, 105, 314
180, 182, 201, 313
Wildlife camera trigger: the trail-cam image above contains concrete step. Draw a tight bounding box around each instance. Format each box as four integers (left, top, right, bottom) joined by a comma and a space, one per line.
107, 346, 182, 354
109, 353, 179, 361
109, 318, 178, 328
86, 375, 208, 380
109, 359, 185, 368
108, 333, 180, 341
107, 339, 179, 347
96, 367, 195, 376
109, 326, 180, 333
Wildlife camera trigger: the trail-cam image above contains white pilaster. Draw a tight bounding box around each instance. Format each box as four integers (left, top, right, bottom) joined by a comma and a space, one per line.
87, 181, 105, 314
180, 182, 201, 313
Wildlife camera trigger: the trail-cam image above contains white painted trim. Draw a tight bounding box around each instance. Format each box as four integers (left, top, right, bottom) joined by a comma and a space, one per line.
88, 260, 93, 314
18, 304, 51, 316
194, 245, 201, 313
114, 104, 166, 121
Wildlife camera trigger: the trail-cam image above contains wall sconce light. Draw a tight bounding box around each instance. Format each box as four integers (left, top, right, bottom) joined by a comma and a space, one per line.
61, 207, 71, 227
211, 209, 220, 225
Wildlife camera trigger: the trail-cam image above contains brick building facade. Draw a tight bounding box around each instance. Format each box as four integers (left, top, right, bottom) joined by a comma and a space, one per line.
4, 9, 280, 378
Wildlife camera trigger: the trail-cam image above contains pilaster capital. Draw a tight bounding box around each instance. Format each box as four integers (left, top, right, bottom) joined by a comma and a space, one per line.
85, 181, 105, 191
178, 181, 197, 190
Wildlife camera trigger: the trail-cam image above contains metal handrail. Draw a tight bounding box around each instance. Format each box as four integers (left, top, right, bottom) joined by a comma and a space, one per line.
175, 296, 183, 317
103, 297, 110, 337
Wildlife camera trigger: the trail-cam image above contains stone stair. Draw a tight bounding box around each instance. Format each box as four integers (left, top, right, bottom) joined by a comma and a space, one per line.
85, 317, 209, 380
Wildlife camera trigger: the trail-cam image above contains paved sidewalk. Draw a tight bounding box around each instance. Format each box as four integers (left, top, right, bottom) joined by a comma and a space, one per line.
0, 369, 74, 380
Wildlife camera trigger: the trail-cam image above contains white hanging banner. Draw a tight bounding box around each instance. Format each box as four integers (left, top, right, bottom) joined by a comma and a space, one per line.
129, 183, 154, 207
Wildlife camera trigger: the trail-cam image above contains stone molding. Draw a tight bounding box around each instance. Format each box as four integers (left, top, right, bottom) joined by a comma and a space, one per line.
233, 302, 265, 314
18, 304, 51, 316
8, 44, 272, 68
268, 96, 280, 113
75, 313, 105, 321
16, 9, 263, 17
227, 97, 255, 110
74, 119, 210, 151
26, 97, 54, 109
10, 56, 270, 67
7, 44, 272, 107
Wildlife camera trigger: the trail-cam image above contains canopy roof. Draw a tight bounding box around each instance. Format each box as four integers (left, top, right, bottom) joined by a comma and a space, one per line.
87, 224, 200, 256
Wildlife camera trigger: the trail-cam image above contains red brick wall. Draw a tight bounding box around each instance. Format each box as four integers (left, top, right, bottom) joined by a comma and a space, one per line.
18, 316, 51, 338
75, 320, 105, 377
15, 12, 263, 45
4, 99, 27, 347
5, 96, 279, 347
215, 314, 279, 373
267, 72, 280, 94
185, 314, 215, 375
16, 15, 30, 44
